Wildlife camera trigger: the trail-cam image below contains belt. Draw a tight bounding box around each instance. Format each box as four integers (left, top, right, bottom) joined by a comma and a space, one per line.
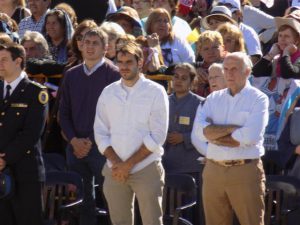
209, 159, 258, 167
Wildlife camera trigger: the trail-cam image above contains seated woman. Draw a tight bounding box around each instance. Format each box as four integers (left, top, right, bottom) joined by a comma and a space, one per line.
145, 8, 195, 68
0, 13, 19, 43
253, 10, 300, 80
192, 30, 225, 97
216, 22, 246, 53
100, 21, 126, 62
42, 9, 74, 64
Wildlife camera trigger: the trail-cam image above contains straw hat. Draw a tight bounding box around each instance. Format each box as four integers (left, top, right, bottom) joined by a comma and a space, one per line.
201, 6, 237, 30
275, 10, 300, 34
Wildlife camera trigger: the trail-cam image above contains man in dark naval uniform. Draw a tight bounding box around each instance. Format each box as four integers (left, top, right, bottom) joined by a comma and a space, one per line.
0, 43, 48, 225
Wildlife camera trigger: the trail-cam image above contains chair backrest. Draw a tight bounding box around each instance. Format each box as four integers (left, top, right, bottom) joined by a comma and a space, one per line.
43, 171, 83, 223
264, 175, 300, 225
163, 174, 197, 225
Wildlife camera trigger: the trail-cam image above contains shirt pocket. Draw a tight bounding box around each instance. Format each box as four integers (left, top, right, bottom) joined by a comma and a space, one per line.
234, 111, 250, 126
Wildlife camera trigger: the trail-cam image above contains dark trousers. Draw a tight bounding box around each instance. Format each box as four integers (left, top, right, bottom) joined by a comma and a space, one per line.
0, 181, 43, 225
66, 145, 106, 225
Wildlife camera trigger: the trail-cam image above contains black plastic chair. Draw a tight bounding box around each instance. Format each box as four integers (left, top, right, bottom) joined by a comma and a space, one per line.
265, 175, 300, 225
163, 174, 197, 225
43, 171, 84, 225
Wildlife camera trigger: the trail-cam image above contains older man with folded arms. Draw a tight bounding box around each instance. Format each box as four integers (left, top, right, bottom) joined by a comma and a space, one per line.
198, 52, 269, 225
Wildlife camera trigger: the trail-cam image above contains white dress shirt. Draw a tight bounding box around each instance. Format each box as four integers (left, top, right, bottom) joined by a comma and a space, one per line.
191, 103, 208, 156
94, 75, 169, 173
198, 82, 269, 160
3, 71, 26, 97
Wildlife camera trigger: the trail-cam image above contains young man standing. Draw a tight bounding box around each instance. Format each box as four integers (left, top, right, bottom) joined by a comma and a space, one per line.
0, 43, 48, 225
59, 28, 120, 225
94, 42, 169, 225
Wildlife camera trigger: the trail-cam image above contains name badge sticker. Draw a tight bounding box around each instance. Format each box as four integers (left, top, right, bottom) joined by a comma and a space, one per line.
179, 116, 190, 125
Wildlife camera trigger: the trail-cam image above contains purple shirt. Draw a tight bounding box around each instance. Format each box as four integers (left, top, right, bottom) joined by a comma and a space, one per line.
59, 59, 120, 143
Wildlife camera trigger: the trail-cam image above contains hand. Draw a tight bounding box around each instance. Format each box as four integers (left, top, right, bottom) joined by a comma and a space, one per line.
267, 43, 281, 58
147, 33, 160, 48
167, 132, 184, 145
295, 145, 300, 155
283, 43, 298, 56
196, 68, 208, 85
0, 153, 6, 171
70, 137, 92, 159
111, 162, 132, 183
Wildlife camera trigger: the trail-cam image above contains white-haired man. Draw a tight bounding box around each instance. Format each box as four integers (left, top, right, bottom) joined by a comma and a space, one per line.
198, 52, 269, 225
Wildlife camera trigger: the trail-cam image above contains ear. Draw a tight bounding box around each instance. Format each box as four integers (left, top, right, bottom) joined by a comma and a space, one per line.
138, 58, 144, 70
15, 57, 22, 67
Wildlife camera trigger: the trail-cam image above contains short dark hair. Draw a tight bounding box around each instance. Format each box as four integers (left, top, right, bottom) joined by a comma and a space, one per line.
174, 63, 197, 82
83, 27, 108, 48
0, 43, 26, 69
116, 41, 143, 63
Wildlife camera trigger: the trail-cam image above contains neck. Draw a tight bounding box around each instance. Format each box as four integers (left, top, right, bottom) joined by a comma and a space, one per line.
123, 74, 140, 87
229, 86, 243, 96
33, 12, 44, 22
175, 91, 189, 99
51, 37, 64, 47
85, 58, 102, 70
5, 70, 22, 84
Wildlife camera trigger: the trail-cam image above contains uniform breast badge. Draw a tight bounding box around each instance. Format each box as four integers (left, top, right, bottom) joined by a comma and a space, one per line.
38, 90, 49, 104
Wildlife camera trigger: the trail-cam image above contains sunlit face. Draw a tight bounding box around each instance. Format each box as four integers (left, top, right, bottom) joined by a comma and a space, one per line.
277, 27, 298, 51
23, 40, 43, 59
150, 14, 171, 40
81, 34, 106, 62
132, 0, 152, 18
223, 56, 249, 95
207, 16, 226, 30
173, 67, 192, 95
223, 33, 237, 52
0, 49, 21, 79
45, 15, 65, 42
106, 34, 118, 59
208, 66, 226, 92
116, 51, 142, 82
199, 41, 224, 65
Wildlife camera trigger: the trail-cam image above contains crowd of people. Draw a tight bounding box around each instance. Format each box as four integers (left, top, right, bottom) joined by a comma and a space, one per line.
0, 0, 300, 225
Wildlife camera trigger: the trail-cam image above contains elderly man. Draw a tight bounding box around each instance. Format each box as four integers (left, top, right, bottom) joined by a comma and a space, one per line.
198, 52, 269, 225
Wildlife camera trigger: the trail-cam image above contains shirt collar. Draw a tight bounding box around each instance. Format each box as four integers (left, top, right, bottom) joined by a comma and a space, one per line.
32, 9, 49, 22
83, 58, 105, 76
226, 80, 251, 97
4, 71, 26, 94
121, 74, 145, 91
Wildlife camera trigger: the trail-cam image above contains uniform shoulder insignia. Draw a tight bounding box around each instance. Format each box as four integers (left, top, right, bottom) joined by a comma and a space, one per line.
31, 80, 46, 89
38, 90, 49, 104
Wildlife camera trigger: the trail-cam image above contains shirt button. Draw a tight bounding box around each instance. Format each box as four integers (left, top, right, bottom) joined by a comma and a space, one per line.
0, 123, 2, 126
16, 112, 20, 116
1, 112, 4, 116
26, 150, 31, 154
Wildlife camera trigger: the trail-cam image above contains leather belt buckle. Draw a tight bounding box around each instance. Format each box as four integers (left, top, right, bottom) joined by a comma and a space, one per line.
211, 159, 254, 167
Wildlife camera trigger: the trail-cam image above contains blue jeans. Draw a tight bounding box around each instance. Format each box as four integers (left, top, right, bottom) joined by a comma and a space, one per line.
66, 145, 106, 225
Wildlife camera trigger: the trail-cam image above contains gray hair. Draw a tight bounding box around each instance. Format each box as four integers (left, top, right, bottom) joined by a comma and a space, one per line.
21, 31, 49, 57
225, 52, 253, 74
208, 62, 223, 73
100, 21, 126, 40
